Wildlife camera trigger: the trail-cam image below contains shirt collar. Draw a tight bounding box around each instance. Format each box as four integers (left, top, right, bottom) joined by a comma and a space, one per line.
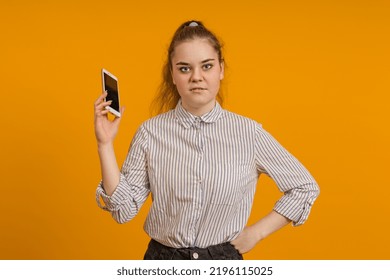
175, 100, 224, 129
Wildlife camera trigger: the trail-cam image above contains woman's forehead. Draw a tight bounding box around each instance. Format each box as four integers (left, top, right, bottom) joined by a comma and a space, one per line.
172, 39, 218, 62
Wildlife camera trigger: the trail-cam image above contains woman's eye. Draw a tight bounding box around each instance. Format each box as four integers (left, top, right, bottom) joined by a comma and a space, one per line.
203, 63, 213, 70
179, 67, 190, 73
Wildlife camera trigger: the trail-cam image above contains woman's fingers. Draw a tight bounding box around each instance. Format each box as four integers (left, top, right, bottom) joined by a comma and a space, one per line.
94, 91, 109, 112
96, 100, 112, 110
94, 91, 107, 106
99, 108, 110, 116
95, 101, 112, 116
94, 92, 112, 121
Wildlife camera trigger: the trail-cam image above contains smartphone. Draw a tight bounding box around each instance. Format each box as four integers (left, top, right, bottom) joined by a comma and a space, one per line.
101, 68, 121, 117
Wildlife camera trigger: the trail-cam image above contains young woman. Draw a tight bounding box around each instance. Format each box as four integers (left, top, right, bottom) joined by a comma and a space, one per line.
94, 20, 319, 260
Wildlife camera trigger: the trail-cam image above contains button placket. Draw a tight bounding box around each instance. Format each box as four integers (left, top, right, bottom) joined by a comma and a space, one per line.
191, 117, 204, 244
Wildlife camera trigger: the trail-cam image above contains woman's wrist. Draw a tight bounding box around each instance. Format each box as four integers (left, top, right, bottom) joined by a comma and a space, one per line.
250, 211, 291, 242
250, 224, 267, 242
97, 141, 114, 151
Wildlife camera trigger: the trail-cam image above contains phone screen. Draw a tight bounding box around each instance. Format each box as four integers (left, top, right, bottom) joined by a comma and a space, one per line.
103, 73, 119, 112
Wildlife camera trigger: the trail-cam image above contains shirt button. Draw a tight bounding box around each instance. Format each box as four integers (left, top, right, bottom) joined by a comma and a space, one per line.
193, 252, 199, 259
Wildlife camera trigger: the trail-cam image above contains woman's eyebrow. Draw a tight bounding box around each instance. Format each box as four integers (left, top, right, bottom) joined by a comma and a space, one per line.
175, 58, 216, 65
201, 58, 215, 63
176, 61, 190, 66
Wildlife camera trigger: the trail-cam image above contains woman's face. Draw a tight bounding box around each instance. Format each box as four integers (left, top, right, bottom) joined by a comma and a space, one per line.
171, 38, 224, 116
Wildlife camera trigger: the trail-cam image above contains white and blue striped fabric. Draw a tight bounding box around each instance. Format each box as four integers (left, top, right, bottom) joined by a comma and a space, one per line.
96, 101, 319, 248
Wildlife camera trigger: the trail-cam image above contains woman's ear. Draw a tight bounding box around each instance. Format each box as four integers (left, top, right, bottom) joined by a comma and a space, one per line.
220, 61, 225, 80
171, 69, 176, 85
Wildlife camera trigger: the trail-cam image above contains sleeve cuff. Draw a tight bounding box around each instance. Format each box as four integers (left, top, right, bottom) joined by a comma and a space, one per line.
95, 173, 129, 212
273, 183, 319, 226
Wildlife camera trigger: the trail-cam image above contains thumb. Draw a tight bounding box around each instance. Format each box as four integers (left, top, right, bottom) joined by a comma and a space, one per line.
120, 106, 125, 115
113, 106, 125, 125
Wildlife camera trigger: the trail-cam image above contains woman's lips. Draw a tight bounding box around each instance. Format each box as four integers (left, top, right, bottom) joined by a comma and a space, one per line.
190, 87, 207, 91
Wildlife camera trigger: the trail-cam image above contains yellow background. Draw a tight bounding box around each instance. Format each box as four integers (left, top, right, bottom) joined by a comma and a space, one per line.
1, 0, 389, 259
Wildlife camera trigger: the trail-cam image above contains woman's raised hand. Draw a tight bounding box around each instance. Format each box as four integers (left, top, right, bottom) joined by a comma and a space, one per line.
94, 91, 124, 146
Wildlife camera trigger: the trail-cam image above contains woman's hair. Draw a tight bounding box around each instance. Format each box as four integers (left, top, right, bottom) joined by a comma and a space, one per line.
151, 20, 225, 115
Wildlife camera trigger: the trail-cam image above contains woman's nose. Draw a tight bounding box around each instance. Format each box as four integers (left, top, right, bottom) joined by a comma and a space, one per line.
190, 68, 203, 82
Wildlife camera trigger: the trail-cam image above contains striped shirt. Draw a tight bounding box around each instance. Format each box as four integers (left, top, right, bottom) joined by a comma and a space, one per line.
96, 101, 319, 248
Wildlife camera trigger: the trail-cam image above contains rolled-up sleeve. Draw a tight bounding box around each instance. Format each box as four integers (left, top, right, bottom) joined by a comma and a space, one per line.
254, 124, 320, 226
96, 124, 150, 224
